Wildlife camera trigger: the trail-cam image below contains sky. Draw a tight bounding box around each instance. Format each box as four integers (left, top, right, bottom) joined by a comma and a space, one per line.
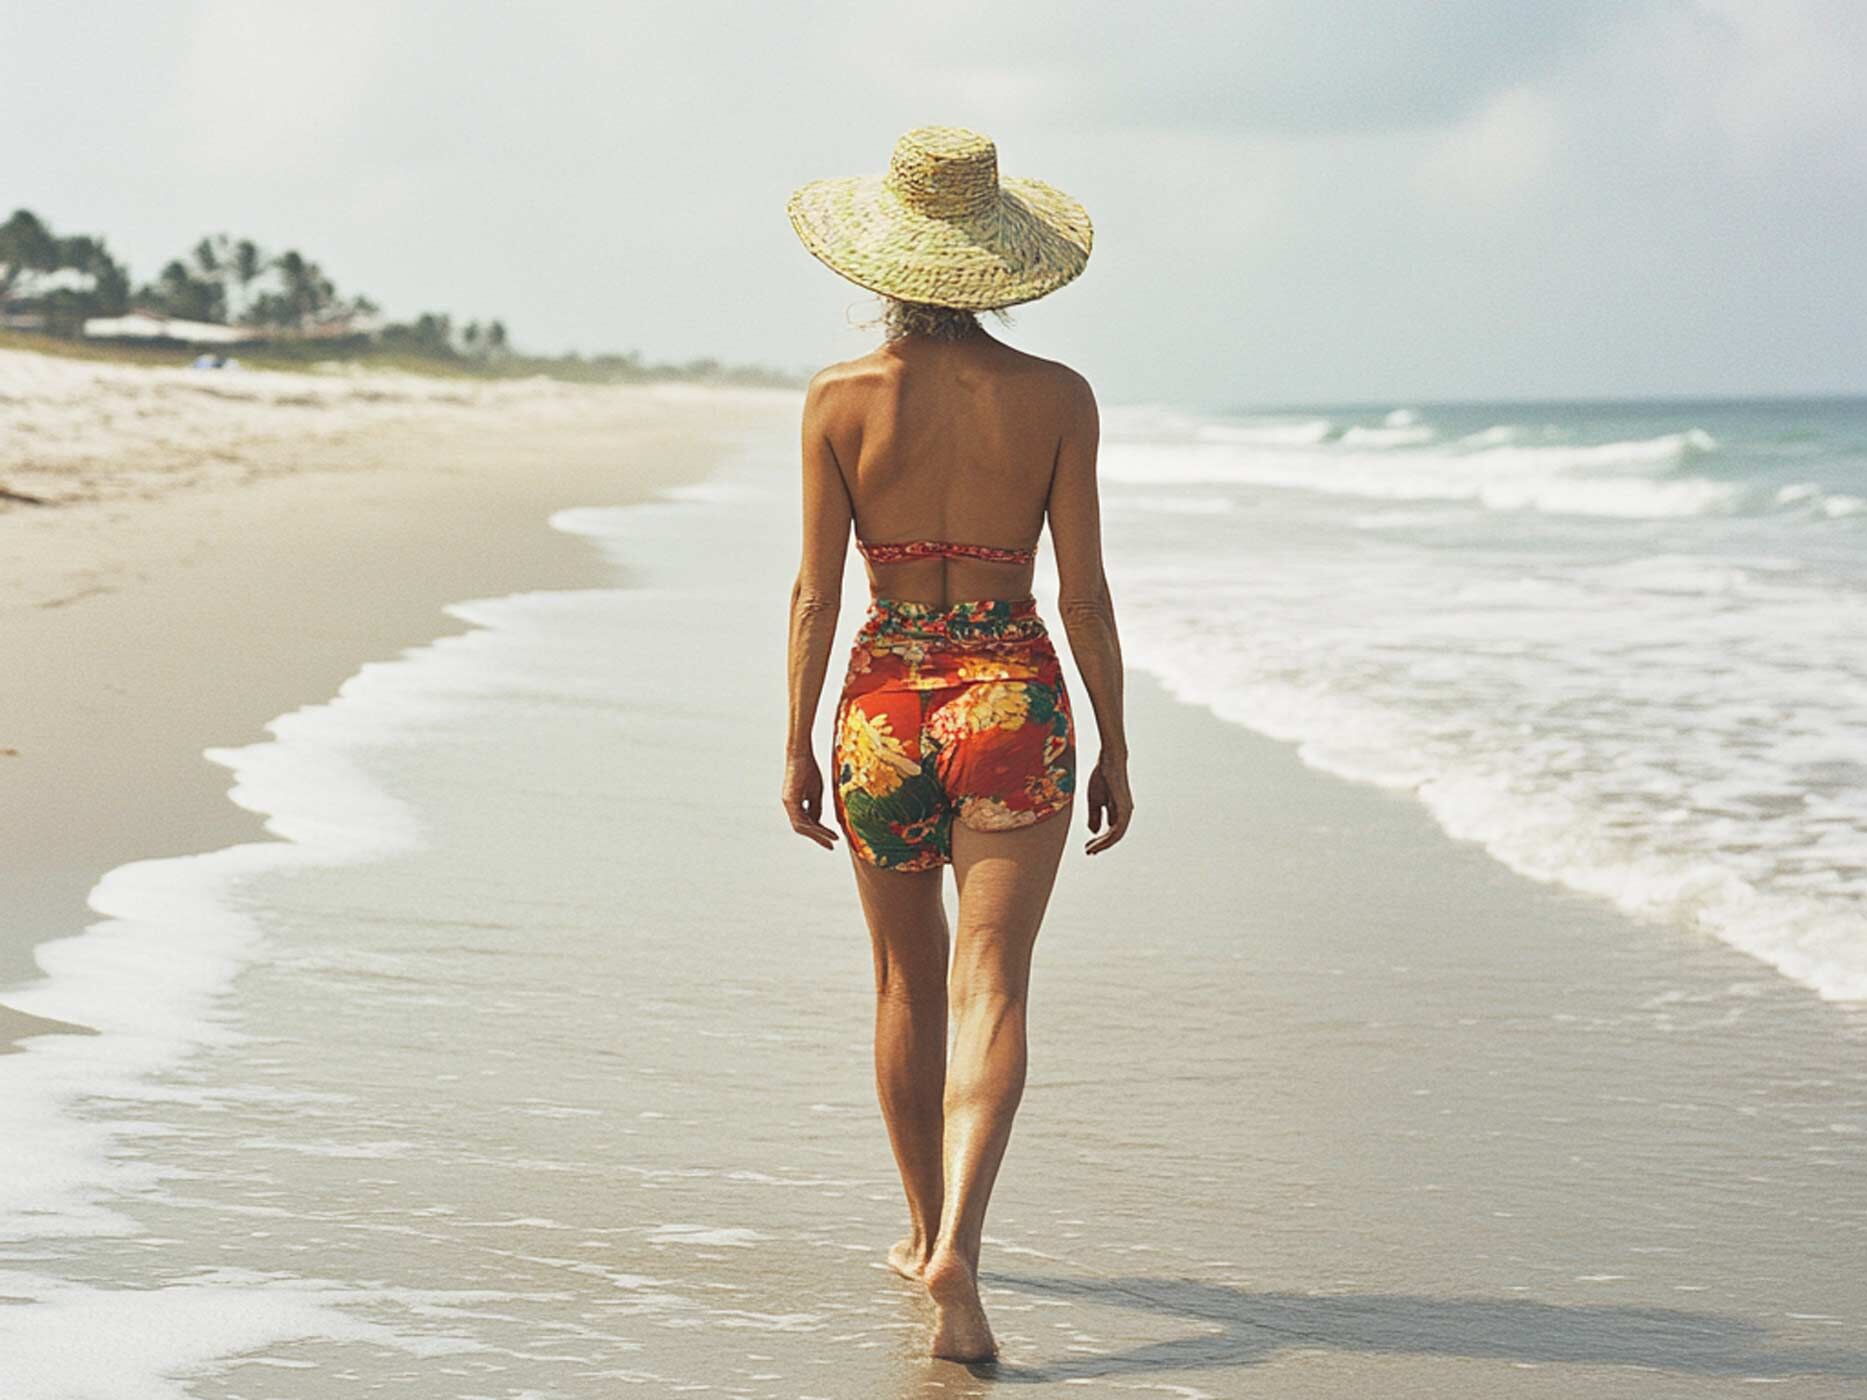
3, 0, 1864, 407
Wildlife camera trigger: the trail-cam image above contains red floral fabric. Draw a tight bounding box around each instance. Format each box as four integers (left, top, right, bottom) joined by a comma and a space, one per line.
833, 597, 1075, 871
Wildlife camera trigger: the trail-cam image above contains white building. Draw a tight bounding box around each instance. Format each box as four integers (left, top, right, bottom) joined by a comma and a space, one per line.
1, 265, 98, 296
81, 311, 250, 345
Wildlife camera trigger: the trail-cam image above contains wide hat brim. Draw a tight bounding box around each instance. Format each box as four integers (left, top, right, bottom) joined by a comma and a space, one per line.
787, 172, 1093, 311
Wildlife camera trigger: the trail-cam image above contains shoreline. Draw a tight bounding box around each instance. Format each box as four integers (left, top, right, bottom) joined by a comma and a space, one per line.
1, 385, 1863, 1392
0, 374, 800, 1047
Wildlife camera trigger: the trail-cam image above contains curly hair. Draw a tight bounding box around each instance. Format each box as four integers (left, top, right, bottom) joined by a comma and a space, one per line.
873, 297, 1013, 343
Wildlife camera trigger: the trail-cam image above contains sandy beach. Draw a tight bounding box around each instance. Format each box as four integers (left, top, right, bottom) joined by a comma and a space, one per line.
2, 349, 1864, 1397
0, 349, 800, 1042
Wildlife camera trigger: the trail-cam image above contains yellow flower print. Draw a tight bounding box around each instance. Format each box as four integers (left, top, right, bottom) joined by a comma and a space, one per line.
956, 651, 1041, 682
925, 683, 1029, 747
843, 707, 920, 798
965, 683, 1029, 733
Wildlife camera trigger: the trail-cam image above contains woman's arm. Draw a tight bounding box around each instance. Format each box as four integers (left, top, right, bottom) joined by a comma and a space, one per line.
1045, 370, 1134, 854
781, 371, 853, 850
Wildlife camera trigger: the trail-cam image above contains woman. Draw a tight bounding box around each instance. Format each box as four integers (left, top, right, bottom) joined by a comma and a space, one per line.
780, 126, 1132, 1363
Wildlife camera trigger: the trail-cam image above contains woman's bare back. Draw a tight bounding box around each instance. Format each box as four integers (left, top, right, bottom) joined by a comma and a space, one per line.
815, 329, 1077, 605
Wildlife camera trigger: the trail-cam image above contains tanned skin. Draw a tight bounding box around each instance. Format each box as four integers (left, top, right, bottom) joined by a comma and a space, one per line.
782, 322, 1131, 1362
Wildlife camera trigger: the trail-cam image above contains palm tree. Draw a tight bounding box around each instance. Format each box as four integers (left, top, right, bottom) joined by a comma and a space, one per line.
0, 209, 58, 300
144, 258, 224, 322
264, 250, 337, 329
190, 234, 246, 323
4, 213, 131, 333
273, 250, 309, 327
234, 239, 262, 319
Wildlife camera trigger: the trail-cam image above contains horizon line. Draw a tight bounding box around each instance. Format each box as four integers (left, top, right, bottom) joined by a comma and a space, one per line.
1202, 390, 1867, 415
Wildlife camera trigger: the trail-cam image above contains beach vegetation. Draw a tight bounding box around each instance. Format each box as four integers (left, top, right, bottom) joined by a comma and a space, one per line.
0, 209, 132, 337
1, 207, 801, 388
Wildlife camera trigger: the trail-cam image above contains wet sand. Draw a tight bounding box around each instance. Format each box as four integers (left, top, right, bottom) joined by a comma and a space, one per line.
0, 358, 800, 1043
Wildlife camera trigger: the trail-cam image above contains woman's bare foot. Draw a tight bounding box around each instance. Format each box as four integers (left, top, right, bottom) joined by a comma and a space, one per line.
924, 1247, 996, 1361
887, 1236, 930, 1282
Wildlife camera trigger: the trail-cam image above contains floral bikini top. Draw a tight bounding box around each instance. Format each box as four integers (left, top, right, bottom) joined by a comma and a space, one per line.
856, 538, 1036, 566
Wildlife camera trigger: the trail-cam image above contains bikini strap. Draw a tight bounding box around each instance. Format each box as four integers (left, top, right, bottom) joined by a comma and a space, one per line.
858, 538, 1036, 566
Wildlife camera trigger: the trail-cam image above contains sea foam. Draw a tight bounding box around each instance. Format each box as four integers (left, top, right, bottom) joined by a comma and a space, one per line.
1104, 402, 1867, 1002
0, 609, 537, 1386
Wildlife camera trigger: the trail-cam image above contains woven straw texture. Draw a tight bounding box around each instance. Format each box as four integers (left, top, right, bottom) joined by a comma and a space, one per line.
787, 126, 1093, 311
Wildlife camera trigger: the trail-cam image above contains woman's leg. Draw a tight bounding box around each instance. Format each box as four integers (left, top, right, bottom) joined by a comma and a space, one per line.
925, 811, 1070, 1361
849, 856, 950, 1280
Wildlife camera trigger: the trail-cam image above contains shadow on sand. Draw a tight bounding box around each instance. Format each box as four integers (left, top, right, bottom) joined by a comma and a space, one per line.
970, 1274, 1866, 1385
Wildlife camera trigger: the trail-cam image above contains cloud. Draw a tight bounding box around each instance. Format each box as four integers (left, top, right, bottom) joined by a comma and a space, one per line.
1414, 86, 1562, 212
840, 0, 1627, 135
171, 0, 396, 172
7, 0, 1864, 398
1653, 0, 1867, 172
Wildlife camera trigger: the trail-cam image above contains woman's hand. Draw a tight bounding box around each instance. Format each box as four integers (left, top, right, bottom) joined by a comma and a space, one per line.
782, 750, 840, 850
1084, 752, 1133, 855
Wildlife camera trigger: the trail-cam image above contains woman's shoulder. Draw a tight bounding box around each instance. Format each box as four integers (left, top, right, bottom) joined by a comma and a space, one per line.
800, 356, 888, 432
980, 344, 1092, 404
802, 352, 895, 411
803, 346, 1091, 424
805, 352, 884, 390
999, 350, 1095, 426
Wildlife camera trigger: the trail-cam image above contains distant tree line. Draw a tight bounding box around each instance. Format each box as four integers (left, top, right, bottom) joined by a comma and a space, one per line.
2, 207, 800, 386
378, 311, 507, 358
0, 209, 506, 359
0, 210, 131, 336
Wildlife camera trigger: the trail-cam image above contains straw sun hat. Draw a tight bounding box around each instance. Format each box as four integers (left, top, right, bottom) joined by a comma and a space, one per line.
786, 125, 1093, 311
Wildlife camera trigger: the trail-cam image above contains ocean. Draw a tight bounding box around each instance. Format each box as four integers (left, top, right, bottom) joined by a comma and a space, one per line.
2, 401, 1863, 1397
1103, 397, 1867, 1002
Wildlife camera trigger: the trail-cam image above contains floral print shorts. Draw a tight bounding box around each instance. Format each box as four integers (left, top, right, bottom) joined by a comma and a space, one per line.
833, 597, 1076, 872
